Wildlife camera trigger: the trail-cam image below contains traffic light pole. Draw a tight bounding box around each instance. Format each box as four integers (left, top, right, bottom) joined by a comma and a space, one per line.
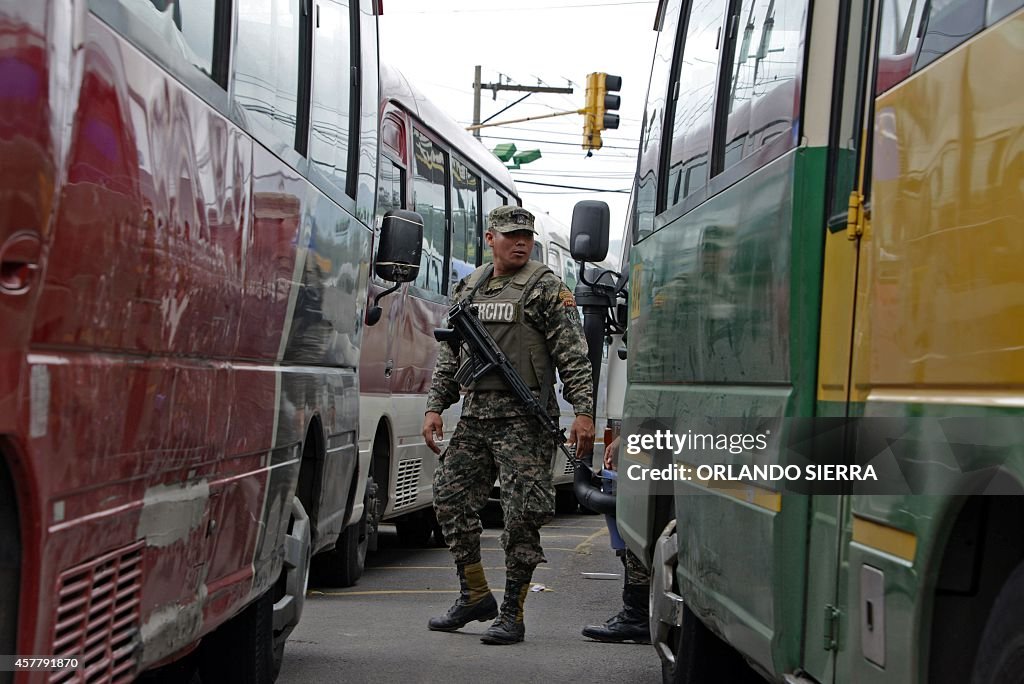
471, 65, 573, 138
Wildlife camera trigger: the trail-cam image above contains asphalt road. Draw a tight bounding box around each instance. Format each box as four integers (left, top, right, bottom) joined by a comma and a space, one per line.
278, 511, 662, 684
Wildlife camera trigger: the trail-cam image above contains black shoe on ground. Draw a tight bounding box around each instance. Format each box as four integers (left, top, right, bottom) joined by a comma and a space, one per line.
481, 612, 526, 645
428, 592, 498, 632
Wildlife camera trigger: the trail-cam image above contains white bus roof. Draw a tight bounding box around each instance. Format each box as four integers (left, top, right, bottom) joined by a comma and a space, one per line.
380, 64, 518, 200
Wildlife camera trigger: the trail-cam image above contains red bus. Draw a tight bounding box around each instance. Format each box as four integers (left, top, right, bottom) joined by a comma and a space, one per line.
0, 1, 417, 681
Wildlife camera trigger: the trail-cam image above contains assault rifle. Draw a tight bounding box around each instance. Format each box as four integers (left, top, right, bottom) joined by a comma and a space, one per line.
434, 298, 580, 467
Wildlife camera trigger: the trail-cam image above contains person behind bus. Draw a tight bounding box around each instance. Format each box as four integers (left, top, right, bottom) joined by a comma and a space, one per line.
581, 435, 652, 643
422, 205, 595, 645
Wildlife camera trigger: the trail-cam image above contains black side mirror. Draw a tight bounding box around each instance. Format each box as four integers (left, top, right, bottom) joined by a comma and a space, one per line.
570, 200, 610, 263
375, 209, 423, 283
367, 210, 423, 326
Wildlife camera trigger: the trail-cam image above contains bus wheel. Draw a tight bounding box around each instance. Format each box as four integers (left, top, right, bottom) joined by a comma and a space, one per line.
555, 487, 579, 514
395, 510, 435, 547
972, 560, 1024, 683
199, 588, 275, 684
271, 497, 311, 678
330, 473, 377, 587
664, 603, 759, 684
0, 467, 20, 663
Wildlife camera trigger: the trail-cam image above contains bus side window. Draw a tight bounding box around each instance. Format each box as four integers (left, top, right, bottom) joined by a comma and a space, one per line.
914, 0, 986, 71
562, 254, 578, 292
547, 243, 563, 276
635, 0, 682, 240
481, 184, 503, 264
234, 0, 302, 152
450, 157, 479, 285
412, 128, 448, 295
988, 0, 1024, 22
147, 0, 222, 82
376, 159, 404, 221
721, 0, 807, 172
665, 0, 726, 209
309, 0, 353, 194
92, 1, 231, 92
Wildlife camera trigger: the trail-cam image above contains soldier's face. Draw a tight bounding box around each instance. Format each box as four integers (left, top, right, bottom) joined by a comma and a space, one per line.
486, 229, 535, 275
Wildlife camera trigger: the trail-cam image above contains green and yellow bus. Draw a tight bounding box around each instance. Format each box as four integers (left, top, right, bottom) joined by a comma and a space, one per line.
597, 0, 1024, 681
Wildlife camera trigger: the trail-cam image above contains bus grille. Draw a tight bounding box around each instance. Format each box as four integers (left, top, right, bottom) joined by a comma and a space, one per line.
49, 540, 143, 683
562, 444, 578, 475
394, 459, 422, 509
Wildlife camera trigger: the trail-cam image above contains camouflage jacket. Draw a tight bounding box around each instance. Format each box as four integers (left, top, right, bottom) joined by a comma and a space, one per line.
425, 267, 594, 420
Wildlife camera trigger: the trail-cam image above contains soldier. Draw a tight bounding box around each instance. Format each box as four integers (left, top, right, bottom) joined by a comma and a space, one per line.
422, 205, 595, 645
581, 436, 652, 644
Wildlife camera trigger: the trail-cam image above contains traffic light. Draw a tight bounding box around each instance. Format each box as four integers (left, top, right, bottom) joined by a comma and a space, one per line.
582, 72, 622, 151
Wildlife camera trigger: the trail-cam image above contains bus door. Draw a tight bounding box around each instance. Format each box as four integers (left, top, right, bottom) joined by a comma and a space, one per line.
807, 0, 883, 680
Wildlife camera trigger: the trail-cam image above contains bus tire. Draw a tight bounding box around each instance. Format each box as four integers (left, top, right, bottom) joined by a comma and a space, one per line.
555, 487, 579, 514
395, 510, 434, 547
199, 588, 275, 684
664, 603, 760, 684
330, 473, 376, 587
271, 497, 311, 677
971, 560, 1024, 683
0, 465, 19, 668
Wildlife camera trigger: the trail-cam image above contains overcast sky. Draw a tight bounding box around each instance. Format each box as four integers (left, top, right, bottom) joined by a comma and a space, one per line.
377, 0, 660, 253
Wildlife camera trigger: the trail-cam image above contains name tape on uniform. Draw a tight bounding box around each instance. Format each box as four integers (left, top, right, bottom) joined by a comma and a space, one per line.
476, 302, 517, 323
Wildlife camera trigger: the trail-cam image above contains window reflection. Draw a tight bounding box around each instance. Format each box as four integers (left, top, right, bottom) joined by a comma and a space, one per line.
722, 0, 806, 172
666, 0, 722, 208
412, 129, 447, 294
451, 157, 480, 275
147, 0, 218, 78
635, 0, 680, 239
234, 0, 301, 149
310, 0, 352, 190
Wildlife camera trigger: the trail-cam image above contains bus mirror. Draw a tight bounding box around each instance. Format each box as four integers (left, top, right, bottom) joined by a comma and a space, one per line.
367, 210, 423, 326
570, 200, 609, 263
375, 209, 423, 283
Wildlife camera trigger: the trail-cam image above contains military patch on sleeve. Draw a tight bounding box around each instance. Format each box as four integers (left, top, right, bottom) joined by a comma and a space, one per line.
558, 288, 576, 308
565, 305, 581, 325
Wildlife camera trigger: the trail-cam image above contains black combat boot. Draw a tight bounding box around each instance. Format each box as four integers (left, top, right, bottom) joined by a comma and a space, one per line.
428, 562, 498, 631
581, 583, 651, 643
481, 578, 530, 645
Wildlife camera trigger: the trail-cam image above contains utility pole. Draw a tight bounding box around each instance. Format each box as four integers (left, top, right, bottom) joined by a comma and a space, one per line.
471, 65, 574, 137
473, 65, 482, 138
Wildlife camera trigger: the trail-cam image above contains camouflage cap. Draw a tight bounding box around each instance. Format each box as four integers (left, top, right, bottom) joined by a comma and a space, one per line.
487, 206, 536, 234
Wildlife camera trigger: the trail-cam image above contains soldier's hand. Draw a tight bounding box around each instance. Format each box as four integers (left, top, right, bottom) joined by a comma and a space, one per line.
568, 414, 596, 459
422, 411, 444, 454
603, 435, 620, 471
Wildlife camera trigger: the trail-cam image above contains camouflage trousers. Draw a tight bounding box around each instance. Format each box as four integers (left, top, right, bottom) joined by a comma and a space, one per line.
433, 416, 556, 583
620, 548, 650, 586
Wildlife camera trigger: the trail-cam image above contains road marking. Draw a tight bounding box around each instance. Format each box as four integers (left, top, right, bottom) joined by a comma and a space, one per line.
369, 566, 550, 571
310, 589, 508, 597
416, 547, 581, 552
574, 528, 609, 555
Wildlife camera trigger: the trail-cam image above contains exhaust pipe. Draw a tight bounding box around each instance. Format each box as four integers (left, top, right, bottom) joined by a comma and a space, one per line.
573, 459, 617, 515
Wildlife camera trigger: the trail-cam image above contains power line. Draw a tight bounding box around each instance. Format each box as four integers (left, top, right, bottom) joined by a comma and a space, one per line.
480, 123, 641, 144
478, 133, 637, 151
511, 168, 633, 177
515, 179, 630, 193
391, 2, 657, 14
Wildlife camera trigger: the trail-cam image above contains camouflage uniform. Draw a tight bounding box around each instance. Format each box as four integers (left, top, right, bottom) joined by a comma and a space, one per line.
427, 215, 593, 584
